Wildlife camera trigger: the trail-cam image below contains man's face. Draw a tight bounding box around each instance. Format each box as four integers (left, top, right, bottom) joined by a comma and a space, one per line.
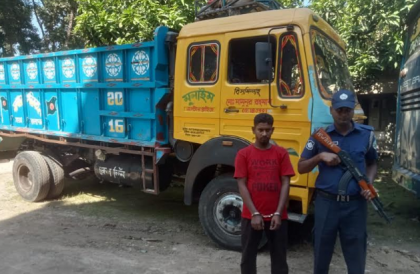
252, 122, 274, 146
330, 107, 354, 126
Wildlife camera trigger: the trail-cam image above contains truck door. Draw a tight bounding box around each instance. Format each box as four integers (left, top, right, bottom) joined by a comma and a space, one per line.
220, 27, 311, 188
174, 35, 223, 143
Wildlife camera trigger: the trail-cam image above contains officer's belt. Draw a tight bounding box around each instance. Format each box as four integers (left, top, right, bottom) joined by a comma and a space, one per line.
317, 189, 363, 202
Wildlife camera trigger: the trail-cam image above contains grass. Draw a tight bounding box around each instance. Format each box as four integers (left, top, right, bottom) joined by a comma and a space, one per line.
367, 157, 420, 249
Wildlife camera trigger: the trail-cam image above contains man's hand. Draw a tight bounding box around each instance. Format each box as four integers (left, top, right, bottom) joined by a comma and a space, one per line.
270, 215, 281, 230
360, 189, 372, 201
320, 152, 341, 166
251, 215, 264, 230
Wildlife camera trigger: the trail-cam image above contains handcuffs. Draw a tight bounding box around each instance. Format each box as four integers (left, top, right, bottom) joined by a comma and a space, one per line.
252, 212, 281, 218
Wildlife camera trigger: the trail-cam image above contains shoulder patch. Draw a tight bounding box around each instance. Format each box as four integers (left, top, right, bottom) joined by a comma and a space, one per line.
306, 140, 315, 150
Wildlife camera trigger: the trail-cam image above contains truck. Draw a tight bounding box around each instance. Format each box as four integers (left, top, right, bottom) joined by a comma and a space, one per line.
393, 0, 420, 198
0, 1, 363, 250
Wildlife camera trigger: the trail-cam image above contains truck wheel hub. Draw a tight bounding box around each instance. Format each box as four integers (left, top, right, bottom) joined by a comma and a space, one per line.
214, 193, 242, 235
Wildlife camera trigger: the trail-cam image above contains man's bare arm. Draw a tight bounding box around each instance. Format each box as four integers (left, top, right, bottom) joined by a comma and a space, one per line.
276, 176, 290, 214
365, 160, 378, 184
237, 177, 257, 214
238, 177, 264, 230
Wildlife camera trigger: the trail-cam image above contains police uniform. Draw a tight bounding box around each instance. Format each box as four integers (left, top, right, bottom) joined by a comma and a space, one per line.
301, 90, 379, 274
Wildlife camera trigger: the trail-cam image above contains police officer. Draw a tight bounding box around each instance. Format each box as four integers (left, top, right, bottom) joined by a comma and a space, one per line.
298, 89, 378, 274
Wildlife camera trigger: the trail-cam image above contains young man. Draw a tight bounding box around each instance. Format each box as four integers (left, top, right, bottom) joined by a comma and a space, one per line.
234, 113, 295, 274
298, 89, 378, 274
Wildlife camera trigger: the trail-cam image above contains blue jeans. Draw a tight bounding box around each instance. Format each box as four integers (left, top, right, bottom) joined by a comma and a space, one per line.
313, 194, 368, 274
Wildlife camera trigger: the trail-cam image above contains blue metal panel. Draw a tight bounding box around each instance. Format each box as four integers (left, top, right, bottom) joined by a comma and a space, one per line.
102, 51, 124, 82
44, 90, 60, 131
60, 89, 79, 133
0, 63, 7, 85
25, 90, 44, 129
0, 26, 170, 147
0, 90, 10, 126
10, 91, 25, 127
128, 88, 152, 141
24, 61, 40, 84
42, 58, 57, 83
79, 54, 99, 83
154, 26, 170, 87
59, 56, 77, 83
80, 89, 101, 135
8, 62, 22, 85
128, 47, 152, 82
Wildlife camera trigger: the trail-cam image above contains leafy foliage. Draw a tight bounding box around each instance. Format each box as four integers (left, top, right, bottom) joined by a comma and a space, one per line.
74, 0, 304, 47
74, 0, 196, 46
0, 0, 41, 56
33, 0, 84, 51
309, 0, 417, 91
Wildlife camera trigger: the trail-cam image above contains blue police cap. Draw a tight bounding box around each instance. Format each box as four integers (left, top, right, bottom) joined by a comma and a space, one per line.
331, 89, 356, 109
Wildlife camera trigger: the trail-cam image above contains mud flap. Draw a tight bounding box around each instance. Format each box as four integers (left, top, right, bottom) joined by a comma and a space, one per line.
0, 136, 26, 161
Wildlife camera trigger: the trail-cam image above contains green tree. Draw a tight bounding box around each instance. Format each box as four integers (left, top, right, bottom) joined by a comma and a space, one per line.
309, 0, 417, 91
0, 0, 41, 56
74, 0, 196, 46
74, 0, 302, 47
280, 0, 304, 8
31, 0, 84, 52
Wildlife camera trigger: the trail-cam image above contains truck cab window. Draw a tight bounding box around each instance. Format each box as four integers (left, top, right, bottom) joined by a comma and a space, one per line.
188, 42, 219, 84
228, 36, 276, 84
311, 29, 354, 99
278, 34, 303, 97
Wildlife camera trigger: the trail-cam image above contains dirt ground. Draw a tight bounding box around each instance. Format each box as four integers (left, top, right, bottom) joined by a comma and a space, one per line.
0, 157, 419, 274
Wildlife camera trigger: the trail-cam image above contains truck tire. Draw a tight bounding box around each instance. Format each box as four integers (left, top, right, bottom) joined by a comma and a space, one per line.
198, 173, 266, 251
199, 173, 242, 250
199, 173, 268, 251
42, 155, 65, 199
13, 151, 51, 202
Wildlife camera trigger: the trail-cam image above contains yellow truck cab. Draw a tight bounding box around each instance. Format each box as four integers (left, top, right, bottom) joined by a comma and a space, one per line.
174, 8, 362, 249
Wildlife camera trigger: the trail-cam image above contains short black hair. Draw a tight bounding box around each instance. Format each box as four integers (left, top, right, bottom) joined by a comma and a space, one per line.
254, 113, 274, 126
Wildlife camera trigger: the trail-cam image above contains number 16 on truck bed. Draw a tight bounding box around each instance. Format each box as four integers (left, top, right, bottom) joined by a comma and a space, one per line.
105, 118, 125, 137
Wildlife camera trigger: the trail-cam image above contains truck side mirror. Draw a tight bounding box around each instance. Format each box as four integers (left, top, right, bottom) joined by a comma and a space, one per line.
255, 42, 273, 81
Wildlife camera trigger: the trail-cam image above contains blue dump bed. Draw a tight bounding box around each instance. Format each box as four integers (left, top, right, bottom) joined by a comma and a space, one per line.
0, 27, 170, 147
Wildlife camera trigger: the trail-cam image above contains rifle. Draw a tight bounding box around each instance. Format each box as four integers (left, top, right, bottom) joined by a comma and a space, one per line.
313, 128, 391, 224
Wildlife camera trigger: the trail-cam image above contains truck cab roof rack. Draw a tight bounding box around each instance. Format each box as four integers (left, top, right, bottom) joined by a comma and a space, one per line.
194, 0, 282, 21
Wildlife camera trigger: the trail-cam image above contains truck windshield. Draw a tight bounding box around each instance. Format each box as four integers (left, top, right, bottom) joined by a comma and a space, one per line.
311, 29, 354, 99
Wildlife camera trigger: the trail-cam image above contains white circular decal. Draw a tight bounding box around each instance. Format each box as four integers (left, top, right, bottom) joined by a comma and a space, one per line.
82, 55, 97, 78
306, 140, 315, 150
11, 63, 20, 80
105, 53, 122, 77
131, 51, 149, 76
62, 58, 75, 79
0, 64, 4, 81
44, 60, 55, 80
27, 62, 38, 80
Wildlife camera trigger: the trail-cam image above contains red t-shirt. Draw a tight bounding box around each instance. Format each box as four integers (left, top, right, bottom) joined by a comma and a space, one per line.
234, 144, 295, 220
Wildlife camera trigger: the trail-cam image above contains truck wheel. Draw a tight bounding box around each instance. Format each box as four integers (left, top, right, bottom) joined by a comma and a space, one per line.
13, 151, 51, 202
42, 155, 65, 199
199, 173, 267, 251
